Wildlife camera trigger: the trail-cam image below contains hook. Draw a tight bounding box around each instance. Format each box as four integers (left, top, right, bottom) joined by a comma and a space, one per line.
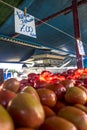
24, 7, 27, 16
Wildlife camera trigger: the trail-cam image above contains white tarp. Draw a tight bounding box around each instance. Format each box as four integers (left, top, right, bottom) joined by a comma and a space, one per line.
14, 8, 36, 38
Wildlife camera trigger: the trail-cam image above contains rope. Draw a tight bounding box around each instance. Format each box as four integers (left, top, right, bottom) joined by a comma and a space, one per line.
0, 0, 14, 8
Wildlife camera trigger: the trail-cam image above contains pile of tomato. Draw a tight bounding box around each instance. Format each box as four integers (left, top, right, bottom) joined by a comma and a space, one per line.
19, 68, 87, 91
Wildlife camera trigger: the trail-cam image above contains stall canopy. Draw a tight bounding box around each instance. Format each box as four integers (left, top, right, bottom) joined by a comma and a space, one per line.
0, 0, 87, 67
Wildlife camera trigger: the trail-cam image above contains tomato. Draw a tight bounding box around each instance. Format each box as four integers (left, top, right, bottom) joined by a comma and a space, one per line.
3, 78, 20, 93
39, 116, 77, 130
36, 88, 57, 107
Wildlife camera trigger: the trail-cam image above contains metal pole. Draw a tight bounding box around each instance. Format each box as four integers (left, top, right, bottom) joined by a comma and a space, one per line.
72, 0, 83, 68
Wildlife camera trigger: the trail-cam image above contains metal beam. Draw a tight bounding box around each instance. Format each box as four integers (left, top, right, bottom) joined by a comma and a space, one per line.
72, 0, 83, 68
36, 0, 87, 26
0, 34, 75, 55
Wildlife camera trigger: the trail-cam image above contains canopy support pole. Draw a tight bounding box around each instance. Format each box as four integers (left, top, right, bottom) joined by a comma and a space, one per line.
72, 0, 83, 68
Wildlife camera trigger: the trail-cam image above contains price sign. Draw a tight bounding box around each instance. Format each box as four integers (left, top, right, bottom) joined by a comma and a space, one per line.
77, 39, 85, 55
14, 8, 36, 38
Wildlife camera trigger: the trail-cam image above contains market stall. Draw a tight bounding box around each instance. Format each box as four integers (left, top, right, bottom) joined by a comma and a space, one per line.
0, 0, 87, 130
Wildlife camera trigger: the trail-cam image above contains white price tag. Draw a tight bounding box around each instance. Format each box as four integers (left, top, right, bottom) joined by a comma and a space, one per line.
14, 8, 36, 38
77, 39, 85, 55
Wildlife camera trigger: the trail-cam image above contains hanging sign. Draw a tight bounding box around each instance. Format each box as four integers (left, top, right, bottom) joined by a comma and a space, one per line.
76, 39, 85, 55
14, 8, 36, 38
